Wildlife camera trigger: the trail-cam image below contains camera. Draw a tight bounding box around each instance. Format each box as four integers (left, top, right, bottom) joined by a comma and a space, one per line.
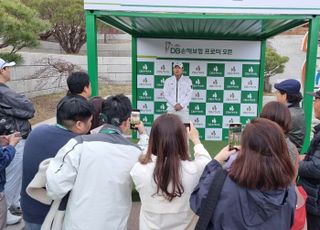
184, 123, 191, 131
0, 117, 16, 135
130, 109, 141, 130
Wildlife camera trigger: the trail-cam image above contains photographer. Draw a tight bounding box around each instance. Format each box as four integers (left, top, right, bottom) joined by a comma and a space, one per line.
0, 131, 20, 229
46, 94, 148, 229
190, 118, 296, 230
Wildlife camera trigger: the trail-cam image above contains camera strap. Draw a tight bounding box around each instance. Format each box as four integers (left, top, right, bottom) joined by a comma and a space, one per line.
195, 167, 227, 230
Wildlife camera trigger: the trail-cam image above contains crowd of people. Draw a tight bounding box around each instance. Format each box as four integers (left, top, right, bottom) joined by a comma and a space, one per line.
0, 57, 320, 230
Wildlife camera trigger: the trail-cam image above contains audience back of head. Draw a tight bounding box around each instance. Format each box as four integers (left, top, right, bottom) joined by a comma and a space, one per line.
140, 113, 190, 201
67, 71, 91, 98
89, 96, 105, 130
101, 94, 132, 127
260, 101, 292, 134
56, 96, 94, 133
228, 118, 295, 191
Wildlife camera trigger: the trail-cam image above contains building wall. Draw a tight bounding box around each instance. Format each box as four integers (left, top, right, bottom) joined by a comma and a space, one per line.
8, 52, 131, 97
6, 34, 311, 97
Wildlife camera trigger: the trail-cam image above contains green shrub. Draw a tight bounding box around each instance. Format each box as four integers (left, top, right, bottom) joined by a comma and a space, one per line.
0, 53, 23, 64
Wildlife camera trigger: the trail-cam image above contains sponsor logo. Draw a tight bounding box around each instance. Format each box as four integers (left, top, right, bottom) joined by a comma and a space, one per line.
225, 63, 241, 77
207, 78, 224, 90
156, 63, 171, 75
241, 104, 257, 116
205, 129, 222, 140
192, 90, 206, 102
207, 63, 224, 77
191, 66, 205, 75
242, 78, 258, 91
243, 64, 259, 77
142, 116, 148, 122
138, 62, 153, 75
224, 104, 240, 116
190, 115, 206, 128
165, 41, 180, 53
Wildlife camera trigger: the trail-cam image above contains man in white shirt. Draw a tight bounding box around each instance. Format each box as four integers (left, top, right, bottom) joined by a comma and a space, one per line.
163, 62, 193, 122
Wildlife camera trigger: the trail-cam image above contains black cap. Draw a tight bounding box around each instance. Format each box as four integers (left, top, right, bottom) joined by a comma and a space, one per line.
307, 90, 320, 99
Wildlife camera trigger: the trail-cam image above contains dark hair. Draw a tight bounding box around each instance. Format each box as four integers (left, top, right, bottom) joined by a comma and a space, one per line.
139, 114, 190, 201
67, 71, 90, 95
56, 96, 94, 129
229, 118, 295, 191
260, 101, 292, 133
89, 96, 105, 130
279, 90, 303, 106
101, 94, 132, 126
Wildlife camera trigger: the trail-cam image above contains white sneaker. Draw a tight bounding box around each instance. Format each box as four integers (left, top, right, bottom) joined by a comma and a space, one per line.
6, 210, 21, 225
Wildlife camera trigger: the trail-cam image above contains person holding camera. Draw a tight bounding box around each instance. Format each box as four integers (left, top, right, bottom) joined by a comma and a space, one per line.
0, 133, 20, 229
21, 96, 94, 230
46, 94, 148, 230
130, 114, 211, 230
0, 58, 35, 224
190, 118, 296, 230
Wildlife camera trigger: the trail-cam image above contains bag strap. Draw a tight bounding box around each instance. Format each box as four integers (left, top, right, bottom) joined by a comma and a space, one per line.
195, 167, 227, 230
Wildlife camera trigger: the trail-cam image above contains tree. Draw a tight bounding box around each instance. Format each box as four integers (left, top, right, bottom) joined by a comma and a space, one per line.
264, 48, 289, 92
0, 0, 49, 53
25, 0, 87, 54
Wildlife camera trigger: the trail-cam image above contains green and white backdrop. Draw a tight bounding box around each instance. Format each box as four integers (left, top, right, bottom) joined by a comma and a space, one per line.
136, 38, 261, 141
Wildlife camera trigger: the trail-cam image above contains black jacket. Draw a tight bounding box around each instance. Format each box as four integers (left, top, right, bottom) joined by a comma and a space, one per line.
288, 105, 306, 152
191, 160, 296, 229
299, 124, 320, 215
0, 83, 35, 138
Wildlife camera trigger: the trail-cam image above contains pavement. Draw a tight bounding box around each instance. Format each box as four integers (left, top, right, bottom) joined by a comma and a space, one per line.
6, 202, 141, 230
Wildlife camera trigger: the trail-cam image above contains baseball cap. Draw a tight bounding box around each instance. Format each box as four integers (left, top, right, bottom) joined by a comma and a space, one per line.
173, 62, 183, 68
0, 58, 16, 69
274, 79, 301, 95
307, 90, 320, 99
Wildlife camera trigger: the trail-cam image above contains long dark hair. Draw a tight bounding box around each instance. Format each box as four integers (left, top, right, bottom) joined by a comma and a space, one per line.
229, 118, 295, 190
139, 114, 190, 201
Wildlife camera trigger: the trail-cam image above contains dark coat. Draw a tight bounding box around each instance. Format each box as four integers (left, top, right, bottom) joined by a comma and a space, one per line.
288, 105, 306, 152
299, 124, 320, 216
190, 160, 296, 230
0, 83, 35, 138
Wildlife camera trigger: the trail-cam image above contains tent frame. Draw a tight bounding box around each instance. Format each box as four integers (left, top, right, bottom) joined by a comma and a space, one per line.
85, 10, 319, 152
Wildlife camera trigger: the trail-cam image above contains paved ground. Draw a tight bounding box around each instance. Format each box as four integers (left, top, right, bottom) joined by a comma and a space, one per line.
6, 202, 141, 230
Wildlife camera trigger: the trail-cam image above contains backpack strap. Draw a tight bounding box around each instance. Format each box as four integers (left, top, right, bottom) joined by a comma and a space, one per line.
195, 167, 227, 230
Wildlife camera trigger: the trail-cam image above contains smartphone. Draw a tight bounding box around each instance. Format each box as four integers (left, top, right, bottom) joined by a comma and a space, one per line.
130, 109, 140, 130
228, 123, 242, 150
184, 123, 191, 131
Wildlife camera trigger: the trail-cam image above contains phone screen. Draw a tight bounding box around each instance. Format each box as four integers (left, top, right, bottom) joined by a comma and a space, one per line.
184, 123, 190, 131
130, 109, 140, 130
228, 123, 242, 150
